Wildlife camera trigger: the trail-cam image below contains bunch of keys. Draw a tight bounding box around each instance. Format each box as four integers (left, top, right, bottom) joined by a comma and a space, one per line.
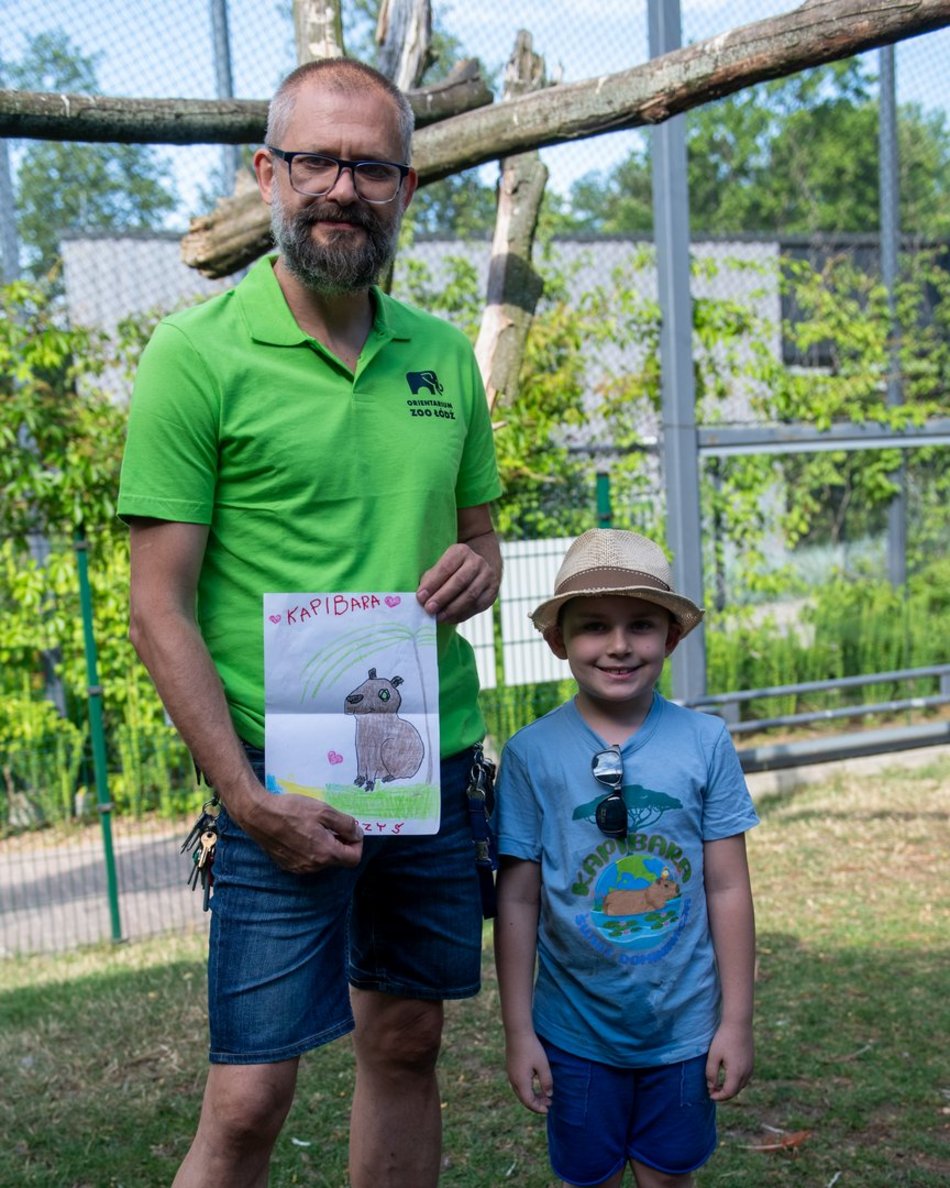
181, 798, 219, 912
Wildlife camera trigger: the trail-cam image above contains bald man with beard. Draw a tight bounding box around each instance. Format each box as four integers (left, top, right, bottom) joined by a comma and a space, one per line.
119, 59, 502, 1188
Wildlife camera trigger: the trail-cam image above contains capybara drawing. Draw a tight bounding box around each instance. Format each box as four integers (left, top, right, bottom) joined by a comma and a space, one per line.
603, 876, 680, 917
344, 668, 425, 789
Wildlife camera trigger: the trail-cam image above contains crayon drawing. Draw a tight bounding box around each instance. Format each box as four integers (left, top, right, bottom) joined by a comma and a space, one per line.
263, 592, 440, 835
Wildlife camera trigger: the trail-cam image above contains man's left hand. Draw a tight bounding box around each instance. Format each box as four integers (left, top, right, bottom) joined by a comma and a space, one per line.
416, 504, 501, 624
417, 541, 499, 624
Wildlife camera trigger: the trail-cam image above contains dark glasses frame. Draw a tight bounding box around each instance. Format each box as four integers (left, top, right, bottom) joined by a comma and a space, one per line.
265, 146, 410, 204
591, 745, 627, 839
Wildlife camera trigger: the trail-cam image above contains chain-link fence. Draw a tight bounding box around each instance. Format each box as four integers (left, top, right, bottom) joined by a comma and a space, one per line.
3, 1, 949, 954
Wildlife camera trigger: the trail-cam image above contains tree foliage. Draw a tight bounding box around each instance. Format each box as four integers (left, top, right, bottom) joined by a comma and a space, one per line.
6, 30, 177, 281
3, 231, 949, 826
564, 60, 950, 237
0, 278, 190, 827
0, 280, 125, 543
762, 249, 950, 558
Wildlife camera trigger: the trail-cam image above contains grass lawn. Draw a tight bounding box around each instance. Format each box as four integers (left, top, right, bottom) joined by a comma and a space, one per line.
1, 754, 947, 1187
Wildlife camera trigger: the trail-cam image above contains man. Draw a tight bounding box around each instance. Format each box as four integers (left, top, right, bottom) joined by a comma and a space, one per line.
118, 59, 502, 1188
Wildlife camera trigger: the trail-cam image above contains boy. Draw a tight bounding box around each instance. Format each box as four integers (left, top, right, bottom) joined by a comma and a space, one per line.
494, 529, 758, 1188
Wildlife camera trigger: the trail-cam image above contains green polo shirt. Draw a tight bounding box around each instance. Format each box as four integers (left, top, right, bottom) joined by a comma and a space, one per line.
118, 256, 501, 754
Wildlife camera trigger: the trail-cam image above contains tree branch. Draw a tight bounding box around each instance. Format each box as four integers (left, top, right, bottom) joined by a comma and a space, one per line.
294, 0, 346, 63
413, 0, 950, 182
0, 57, 492, 142
377, 0, 433, 90
474, 31, 548, 414
171, 0, 950, 277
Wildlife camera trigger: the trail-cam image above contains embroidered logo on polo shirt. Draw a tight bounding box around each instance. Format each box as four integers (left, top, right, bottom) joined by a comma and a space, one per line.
404, 369, 456, 420
405, 370, 443, 395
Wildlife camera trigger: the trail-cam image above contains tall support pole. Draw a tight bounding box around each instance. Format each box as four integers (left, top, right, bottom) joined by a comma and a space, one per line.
879, 45, 906, 587
0, 141, 19, 281
596, 471, 613, 529
75, 531, 123, 944
210, 0, 240, 192
0, 64, 21, 281
648, 0, 706, 702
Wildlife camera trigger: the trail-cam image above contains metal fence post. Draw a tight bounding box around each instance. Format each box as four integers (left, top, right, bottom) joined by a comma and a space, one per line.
596, 470, 613, 529
879, 44, 907, 587
0, 64, 21, 282
210, 0, 240, 192
74, 530, 123, 944
648, 0, 706, 703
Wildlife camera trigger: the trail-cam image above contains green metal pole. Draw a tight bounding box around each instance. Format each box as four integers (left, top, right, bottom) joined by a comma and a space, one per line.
596, 470, 613, 529
74, 530, 123, 943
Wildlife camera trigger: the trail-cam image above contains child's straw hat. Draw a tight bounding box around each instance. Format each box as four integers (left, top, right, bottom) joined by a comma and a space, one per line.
530, 529, 704, 638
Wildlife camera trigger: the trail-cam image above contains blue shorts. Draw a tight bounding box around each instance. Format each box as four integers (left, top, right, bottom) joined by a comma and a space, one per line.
206, 746, 483, 1064
541, 1039, 717, 1186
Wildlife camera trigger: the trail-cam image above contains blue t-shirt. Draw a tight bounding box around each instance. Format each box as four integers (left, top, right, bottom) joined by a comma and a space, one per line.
495, 693, 759, 1068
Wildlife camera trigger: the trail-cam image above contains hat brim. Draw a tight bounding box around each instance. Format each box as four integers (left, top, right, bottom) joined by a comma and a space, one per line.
530, 585, 704, 638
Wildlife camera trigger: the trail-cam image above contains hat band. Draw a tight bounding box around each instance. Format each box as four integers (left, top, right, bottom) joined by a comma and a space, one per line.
556, 567, 671, 597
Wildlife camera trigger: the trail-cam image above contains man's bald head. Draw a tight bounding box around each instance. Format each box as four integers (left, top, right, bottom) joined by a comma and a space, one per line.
266, 59, 415, 161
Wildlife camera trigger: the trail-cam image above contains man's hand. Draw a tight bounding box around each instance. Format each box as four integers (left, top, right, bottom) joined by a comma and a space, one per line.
241, 791, 364, 874
126, 517, 364, 876
417, 541, 498, 623
416, 503, 501, 623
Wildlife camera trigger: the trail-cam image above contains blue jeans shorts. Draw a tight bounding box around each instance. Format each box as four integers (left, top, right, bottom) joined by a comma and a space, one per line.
541, 1038, 717, 1186
206, 745, 483, 1064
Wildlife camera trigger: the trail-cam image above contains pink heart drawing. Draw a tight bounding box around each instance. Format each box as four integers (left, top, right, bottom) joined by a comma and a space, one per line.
327, 750, 343, 765
384, 595, 401, 608
268, 614, 282, 624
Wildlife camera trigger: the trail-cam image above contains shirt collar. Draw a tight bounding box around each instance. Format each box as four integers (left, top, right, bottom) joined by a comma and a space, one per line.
239, 254, 412, 346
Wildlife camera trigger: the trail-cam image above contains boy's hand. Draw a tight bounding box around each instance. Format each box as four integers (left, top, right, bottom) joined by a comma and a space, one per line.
706, 1020, 754, 1101
505, 1031, 554, 1114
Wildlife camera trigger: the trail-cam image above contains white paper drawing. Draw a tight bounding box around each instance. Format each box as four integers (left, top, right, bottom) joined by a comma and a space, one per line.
263, 592, 441, 835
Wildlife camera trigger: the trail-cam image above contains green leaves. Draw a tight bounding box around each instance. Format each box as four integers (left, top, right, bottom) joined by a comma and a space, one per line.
0, 279, 124, 545
566, 59, 950, 239
6, 29, 177, 284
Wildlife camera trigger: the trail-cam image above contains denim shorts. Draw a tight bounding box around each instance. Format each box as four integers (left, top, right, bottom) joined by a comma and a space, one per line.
541, 1038, 717, 1185
206, 746, 483, 1064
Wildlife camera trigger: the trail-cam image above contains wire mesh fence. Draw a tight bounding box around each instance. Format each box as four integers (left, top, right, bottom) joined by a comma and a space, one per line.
2, 1, 949, 953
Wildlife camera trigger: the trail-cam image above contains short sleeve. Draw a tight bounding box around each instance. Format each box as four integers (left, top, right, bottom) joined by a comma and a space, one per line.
494, 741, 543, 862
702, 726, 759, 841
118, 322, 221, 525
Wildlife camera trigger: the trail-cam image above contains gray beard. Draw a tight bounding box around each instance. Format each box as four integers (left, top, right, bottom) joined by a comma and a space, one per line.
270, 189, 400, 295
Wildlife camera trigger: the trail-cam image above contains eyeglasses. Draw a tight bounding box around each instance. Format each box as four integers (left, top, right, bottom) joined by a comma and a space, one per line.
591, 746, 627, 839
266, 146, 410, 205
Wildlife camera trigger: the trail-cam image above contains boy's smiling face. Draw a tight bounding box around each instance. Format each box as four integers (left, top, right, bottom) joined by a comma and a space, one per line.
545, 595, 681, 724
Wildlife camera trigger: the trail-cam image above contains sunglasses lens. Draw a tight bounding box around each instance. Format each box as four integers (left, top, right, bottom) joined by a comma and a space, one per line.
595, 794, 627, 838
591, 748, 623, 786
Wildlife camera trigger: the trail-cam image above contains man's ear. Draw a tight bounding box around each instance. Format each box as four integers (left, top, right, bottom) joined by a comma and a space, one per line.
665, 621, 683, 657
253, 147, 276, 203
544, 624, 569, 661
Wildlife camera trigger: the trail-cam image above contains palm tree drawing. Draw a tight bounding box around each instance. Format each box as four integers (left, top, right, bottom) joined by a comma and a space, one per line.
300, 620, 438, 783
572, 786, 682, 833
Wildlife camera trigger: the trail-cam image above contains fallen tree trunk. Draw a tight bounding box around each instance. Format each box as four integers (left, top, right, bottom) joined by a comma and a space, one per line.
181, 0, 950, 277
294, 0, 345, 63
474, 31, 548, 415
376, 0, 433, 91
0, 57, 492, 142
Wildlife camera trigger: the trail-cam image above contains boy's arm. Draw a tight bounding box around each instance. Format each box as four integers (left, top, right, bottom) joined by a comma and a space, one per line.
494, 856, 553, 1114
704, 832, 756, 1101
